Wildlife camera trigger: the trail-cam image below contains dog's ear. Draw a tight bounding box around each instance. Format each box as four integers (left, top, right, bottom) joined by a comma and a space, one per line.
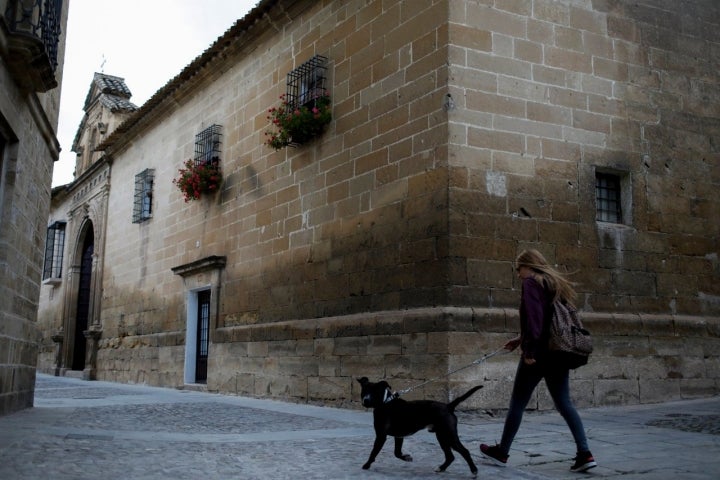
357, 377, 368, 385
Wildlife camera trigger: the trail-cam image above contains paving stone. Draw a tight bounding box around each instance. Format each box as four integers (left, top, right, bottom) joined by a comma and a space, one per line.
0, 375, 719, 479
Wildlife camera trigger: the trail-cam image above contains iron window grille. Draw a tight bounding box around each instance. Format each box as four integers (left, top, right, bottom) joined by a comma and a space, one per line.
595, 172, 622, 223
194, 124, 222, 166
132, 169, 154, 223
3, 0, 63, 90
43, 221, 66, 279
286, 55, 328, 110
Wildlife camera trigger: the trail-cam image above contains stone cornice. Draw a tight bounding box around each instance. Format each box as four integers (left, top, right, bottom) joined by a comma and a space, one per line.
171, 255, 227, 277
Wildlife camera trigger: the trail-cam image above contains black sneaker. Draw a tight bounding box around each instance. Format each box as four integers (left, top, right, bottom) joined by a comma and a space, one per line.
480, 444, 508, 466
570, 451, 597, 472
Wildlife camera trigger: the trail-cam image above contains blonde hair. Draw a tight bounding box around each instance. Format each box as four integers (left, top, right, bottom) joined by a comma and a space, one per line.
515, 249, 577, 305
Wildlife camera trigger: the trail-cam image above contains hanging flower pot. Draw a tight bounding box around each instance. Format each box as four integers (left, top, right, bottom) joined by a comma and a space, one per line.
173, 157, 222, 202
264, 93, 332, 150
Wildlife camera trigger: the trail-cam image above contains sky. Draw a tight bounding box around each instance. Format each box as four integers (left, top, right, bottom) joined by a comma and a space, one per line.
53, 0, 258, 187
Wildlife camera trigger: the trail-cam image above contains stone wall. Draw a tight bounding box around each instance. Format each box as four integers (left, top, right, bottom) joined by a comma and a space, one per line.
0, 0, 69, 415
446, 0, 720, 314
207, 307, 720, 409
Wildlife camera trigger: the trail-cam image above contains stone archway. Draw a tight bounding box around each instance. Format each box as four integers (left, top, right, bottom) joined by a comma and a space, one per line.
60, 218, 98, 377
52, 169, 109, 380
71, 223, 94, 371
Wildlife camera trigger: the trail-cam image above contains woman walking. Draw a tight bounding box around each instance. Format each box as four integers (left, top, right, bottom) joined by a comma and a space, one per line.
479, 249, 597, 473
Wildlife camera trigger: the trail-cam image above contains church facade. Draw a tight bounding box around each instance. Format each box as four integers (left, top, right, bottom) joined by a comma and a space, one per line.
37, 0, 719, 410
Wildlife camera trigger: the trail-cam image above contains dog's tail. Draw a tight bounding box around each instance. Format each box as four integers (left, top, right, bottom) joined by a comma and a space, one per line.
448, 385, 483, 411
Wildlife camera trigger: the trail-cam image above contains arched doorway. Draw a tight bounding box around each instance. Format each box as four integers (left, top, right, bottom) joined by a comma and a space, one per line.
71, 224, 94, 371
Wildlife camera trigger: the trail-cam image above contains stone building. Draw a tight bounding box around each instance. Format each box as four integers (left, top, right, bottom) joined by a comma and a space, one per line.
37, 0, 719, 411
0, 0, 69, 415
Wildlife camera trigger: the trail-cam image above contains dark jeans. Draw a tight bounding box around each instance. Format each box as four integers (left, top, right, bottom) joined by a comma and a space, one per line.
499, 359, 590, 455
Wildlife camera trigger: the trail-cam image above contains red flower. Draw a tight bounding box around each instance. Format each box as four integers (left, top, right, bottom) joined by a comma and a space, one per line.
264, 94, 332, 150
173, 158, 222, 202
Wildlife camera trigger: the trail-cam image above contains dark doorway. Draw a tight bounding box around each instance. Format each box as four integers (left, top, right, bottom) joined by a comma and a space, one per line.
195, 290, 210, 383
72, 225, 94, 370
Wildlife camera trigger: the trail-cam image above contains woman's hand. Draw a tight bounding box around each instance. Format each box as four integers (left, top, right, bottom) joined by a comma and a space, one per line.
523, 357, 536, 365
504, 336, 521, 351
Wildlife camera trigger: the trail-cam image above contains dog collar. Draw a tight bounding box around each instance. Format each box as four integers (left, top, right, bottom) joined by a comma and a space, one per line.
383, 388, 398, 403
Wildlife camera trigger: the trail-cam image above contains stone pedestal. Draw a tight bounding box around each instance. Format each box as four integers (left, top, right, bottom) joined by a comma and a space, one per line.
82, 327, 102, 380
51, 330, 64, 376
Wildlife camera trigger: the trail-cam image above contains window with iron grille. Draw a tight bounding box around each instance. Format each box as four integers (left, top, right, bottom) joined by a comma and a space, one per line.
133, 169, 154, 223
6, 0, 63, 67
43, 221, 66, 279
194, 125, 222, 166
286, 55, 328, 110
595, 172, 622, 223
4, 0, 63, 91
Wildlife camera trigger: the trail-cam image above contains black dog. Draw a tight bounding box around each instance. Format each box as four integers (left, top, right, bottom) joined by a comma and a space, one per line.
357, 377, 482, 476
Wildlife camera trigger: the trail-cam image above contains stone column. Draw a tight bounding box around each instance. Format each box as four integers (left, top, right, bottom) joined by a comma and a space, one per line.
82, 327, 102, 380
51, 328, 64, 376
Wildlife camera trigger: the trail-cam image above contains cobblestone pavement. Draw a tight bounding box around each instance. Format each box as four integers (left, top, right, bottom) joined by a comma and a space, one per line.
1, 375, 719, 479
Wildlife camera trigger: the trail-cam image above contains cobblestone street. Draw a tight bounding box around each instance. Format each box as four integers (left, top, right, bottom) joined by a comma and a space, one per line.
1, 375, 719, 479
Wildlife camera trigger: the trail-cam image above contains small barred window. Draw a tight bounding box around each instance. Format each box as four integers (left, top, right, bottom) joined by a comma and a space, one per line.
133, 169, 154, 223
595, 172, 622, 223
286, 55, 328, 110
194, 125, 222, 166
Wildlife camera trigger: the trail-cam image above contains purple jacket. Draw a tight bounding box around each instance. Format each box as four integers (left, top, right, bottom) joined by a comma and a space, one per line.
519, 277, 553, 360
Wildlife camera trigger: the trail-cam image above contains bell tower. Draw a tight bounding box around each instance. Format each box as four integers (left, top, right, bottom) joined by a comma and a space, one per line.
71, 72, 137, 178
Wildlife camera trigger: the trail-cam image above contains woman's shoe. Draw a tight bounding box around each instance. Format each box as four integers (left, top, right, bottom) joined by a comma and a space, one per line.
479, 444, 508, 466
570, 451, 597, 472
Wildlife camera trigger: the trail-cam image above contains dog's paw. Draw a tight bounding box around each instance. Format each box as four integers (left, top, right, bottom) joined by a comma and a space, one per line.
400, 454, 413, 462
361, 463, 371, 470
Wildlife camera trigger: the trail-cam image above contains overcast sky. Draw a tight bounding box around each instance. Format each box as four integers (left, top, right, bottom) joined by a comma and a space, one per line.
53, 0, 258, 187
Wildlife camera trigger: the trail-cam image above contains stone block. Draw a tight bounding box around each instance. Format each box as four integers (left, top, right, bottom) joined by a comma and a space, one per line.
339, 354, 390, 379
640, 314, 677, 338
235, 373, 255, 395
639, 378, 682, 404
408, 354, 451, 380
468, 127, 524, 154
674, 316, 710, 337
385, 355, 413, 379
401, 332, 428, 354
612, 271, 657, 297
473, 308, 510, 332
679, 378, 720, 399
308, 376, 351, 402
333, 337, 370, 356
650, 336, 700, 357
465, 379, 513, 410
317, 357, 341, 377
277, 357, 319, 376
594, 379, 640, 405
467, 3, 527, 37
593, 57, 628, 81
448, 331, 482, 355
427, 332, 449, 354
247, 341, 269, 357
267, 374, 308, 400
368, 335, 402, 355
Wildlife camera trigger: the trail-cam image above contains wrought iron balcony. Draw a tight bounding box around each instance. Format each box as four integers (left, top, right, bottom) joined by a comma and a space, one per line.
1, 0, 63, 92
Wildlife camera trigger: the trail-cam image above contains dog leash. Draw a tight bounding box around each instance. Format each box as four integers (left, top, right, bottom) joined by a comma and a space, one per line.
394, 347, 509, 397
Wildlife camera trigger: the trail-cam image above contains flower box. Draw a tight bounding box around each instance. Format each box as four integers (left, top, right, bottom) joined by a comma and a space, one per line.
173, 157, 222, 202
264, 93, 331, 150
